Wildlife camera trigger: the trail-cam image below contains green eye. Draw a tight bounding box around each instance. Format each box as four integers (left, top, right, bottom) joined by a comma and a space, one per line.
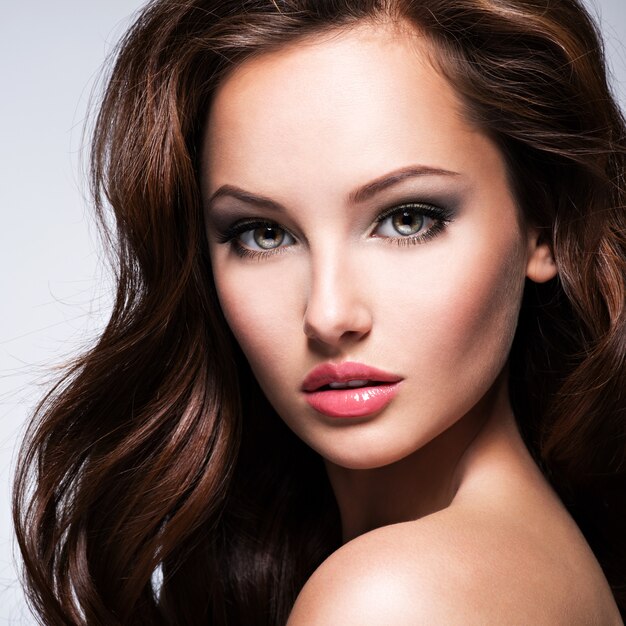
218, 201, 453, 259
391, 210, 424, 235
377, 207, 431, 238
252, 226, 285, 249
239, 224, 295, 251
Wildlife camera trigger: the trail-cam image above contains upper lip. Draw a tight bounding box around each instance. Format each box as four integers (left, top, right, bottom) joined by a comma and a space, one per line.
301, 361, 403, 392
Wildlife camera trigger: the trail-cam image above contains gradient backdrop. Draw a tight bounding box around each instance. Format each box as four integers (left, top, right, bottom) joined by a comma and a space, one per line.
1, 1, 624, 622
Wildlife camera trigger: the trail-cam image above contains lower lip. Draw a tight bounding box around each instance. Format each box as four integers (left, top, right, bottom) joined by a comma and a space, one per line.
304, 382, 401, 418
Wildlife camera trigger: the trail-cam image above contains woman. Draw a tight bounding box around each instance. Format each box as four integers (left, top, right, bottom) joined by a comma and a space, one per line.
14, 0, 626, 623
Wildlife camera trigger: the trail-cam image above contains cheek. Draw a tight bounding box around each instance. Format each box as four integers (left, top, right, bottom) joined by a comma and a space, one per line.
212, 259, 302, 369
442, 256, 523, 383
385, 227, 527, 391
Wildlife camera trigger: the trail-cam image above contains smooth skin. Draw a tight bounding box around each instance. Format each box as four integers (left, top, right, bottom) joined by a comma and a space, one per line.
202, 18, 622, 625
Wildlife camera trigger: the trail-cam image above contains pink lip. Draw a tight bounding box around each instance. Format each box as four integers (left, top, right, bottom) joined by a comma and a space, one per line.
302, 362, 402, 392
302, 362, 403, 419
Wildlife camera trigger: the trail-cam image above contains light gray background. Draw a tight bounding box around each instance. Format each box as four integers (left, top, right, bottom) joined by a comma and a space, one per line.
1, 1, 624, 622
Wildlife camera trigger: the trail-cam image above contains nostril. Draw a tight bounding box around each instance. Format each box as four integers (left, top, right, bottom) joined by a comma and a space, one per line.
302, 262, 373, 345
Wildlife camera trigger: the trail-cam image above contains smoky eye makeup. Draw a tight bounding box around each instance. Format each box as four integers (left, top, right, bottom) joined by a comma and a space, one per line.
372, 201, 455, 244
214, 218, 297, 259
210, 197, 457, 260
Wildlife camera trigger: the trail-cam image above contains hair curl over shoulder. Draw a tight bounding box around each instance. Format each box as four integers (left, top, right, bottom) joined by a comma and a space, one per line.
14, 0, 626, 623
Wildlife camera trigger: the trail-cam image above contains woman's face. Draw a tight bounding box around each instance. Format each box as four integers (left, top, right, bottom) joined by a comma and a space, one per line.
202, 21, 547, 470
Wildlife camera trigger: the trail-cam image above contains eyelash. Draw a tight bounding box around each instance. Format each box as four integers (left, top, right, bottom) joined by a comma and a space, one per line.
216, 202, 455, 260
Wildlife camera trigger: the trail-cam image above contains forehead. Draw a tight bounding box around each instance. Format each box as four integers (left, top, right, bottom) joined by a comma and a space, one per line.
203, 20, 499, 201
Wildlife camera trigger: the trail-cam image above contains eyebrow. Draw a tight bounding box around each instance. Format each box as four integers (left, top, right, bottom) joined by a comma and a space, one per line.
206, 165, 461, 212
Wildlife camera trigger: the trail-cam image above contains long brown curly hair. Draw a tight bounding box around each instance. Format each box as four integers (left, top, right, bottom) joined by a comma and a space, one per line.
14, 0, 626, 623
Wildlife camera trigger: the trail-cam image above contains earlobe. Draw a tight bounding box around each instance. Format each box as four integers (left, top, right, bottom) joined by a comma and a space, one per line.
525, 230, 558, 283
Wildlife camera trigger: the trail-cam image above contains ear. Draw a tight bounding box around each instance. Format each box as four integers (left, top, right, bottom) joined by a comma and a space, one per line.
525, 228, 558, 283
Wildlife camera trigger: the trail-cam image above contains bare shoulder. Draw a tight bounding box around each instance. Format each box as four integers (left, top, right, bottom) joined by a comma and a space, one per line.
287, 505, 622, 625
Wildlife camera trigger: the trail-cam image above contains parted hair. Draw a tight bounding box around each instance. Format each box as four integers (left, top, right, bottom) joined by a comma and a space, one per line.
14, 0, 626, 623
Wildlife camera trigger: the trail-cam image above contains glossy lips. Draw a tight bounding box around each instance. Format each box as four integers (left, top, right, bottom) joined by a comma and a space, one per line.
301, 362, 403, 418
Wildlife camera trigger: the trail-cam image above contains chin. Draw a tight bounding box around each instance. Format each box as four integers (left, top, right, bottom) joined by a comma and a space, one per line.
312, 431, 431, 471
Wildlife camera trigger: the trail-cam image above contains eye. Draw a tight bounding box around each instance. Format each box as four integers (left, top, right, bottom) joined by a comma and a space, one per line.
216, 219, 296, 257
373, 203, 451, 243
215, 202, 453, 258
376, 207, 431, 237
239, 224, 295, 251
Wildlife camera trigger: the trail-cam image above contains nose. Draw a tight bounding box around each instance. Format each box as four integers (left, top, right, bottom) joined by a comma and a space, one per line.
302, 250, 373, 348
